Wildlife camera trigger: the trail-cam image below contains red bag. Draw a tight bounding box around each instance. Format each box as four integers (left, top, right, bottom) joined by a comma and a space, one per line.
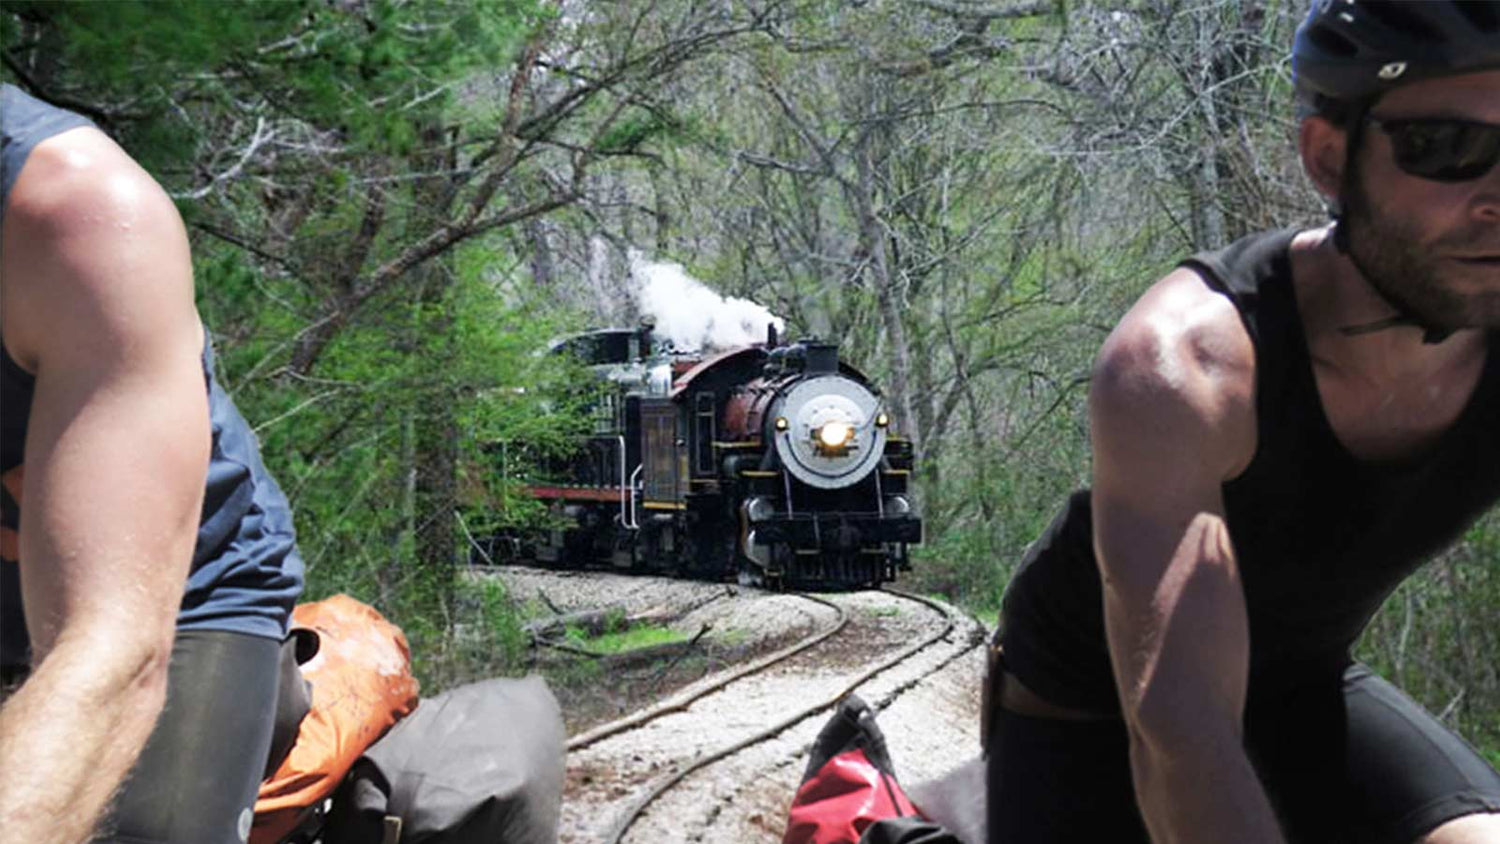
251, 595, 420, 844
783, 696, 920, 844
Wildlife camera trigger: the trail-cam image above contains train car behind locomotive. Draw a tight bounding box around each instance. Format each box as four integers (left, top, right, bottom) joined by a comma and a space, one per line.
485, 326, 921, 589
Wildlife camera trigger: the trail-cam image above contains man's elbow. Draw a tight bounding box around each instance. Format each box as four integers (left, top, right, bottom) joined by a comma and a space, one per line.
1124, 694, 1244, 782
112, 617, 175, 701
125, 631, 174, 702
43, 620, 175, 709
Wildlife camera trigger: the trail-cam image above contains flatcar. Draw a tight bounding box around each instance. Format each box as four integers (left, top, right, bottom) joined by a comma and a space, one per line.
479, 325, 921, 589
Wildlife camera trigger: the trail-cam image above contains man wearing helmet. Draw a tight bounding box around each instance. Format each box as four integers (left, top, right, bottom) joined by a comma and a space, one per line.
986, 2, 1500, 842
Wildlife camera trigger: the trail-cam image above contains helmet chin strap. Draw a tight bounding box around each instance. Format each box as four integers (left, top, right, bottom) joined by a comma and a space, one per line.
1332, 217, 1456, 345
1327, 106, 1454, 346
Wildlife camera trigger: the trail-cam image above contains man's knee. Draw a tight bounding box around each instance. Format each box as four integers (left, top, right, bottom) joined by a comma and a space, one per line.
1420, 812, 1500, 844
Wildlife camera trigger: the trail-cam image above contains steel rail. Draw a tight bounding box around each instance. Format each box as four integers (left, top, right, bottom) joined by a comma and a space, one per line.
602, 589, 963, 844
565, 592, 848, 752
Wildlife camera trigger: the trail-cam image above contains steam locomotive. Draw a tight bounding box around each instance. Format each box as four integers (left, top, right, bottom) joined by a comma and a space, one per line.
481, 325, 921, 589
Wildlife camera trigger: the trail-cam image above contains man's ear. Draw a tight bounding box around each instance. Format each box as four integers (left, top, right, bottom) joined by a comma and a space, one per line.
1299, 115, 1348, 201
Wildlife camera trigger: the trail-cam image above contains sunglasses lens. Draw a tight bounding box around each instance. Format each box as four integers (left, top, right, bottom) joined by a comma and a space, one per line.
1386, 120, 1500, 182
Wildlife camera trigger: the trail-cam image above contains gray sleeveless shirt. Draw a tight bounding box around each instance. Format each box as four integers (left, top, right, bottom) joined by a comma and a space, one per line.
1, 84, 303, 671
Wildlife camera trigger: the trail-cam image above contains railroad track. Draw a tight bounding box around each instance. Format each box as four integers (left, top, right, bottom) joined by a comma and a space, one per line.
559, 587, 988, 844
565, 592, 850, 753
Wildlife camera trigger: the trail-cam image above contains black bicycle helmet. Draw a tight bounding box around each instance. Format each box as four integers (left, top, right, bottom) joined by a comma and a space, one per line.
1292, 0, 1500, 106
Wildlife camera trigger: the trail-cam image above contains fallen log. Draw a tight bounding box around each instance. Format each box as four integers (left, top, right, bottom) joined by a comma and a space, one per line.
524, 609, 614, 640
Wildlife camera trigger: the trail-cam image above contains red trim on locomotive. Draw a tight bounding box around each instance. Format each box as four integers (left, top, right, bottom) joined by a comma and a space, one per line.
523, 485, 626, 502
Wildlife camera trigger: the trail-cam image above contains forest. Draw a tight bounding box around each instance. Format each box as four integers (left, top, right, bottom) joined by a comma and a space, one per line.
3, 0, 1495, 762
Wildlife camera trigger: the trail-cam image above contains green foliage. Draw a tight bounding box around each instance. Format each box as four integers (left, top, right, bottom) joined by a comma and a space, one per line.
909, 530, 1010, 620
604, 606, 628, 632
2, 0, 542, 169
567, 624, 686, 655
595, 108, 684, 155
272, 268, 578, 564
398, 574, 530, 693
1357, 511, 1500, 758
193, 231, 590, 690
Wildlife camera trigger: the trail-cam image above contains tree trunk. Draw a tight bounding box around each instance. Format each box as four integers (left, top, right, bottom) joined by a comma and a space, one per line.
409, 123, 462, 611
414, 378, 459, 585
526, 217, 555, 288
1191, 13, 1227, 249
855, 136, 920, 458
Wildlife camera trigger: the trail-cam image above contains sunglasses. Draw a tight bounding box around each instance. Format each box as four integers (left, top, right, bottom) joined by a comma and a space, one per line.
1363, 115, 1500, 183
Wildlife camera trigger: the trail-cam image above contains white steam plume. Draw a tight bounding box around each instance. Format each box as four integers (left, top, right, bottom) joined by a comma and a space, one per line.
631, 251, 784, 352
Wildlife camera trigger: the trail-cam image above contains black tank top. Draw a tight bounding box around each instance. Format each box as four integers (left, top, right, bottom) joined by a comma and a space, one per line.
999, 228, 1500, 713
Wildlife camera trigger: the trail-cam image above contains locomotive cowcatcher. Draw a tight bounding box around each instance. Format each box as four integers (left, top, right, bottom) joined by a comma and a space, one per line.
482, 325, 921, 589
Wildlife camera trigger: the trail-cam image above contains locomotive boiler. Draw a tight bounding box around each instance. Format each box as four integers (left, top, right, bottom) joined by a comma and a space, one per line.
484, 326, 921, 589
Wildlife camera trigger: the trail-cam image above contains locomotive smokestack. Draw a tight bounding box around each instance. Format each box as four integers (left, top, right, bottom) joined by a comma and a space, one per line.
767, 322, 779, 349
636, 316, 656, 360
804, 341, 838, 375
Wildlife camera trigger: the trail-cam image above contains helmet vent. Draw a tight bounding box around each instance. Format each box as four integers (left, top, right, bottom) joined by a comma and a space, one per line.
1358, 2, 1444, 44
1308, 26, 1359, 57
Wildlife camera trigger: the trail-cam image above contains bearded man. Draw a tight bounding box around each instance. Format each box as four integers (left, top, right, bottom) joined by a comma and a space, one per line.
986, 3, 1500, 842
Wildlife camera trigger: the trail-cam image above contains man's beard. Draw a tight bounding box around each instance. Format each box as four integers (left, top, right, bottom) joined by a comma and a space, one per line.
1341, 169, 1500, 333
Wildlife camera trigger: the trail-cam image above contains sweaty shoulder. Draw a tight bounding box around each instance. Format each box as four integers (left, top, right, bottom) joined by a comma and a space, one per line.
4, 126, 177, 241
1091, 267, 1258, 482
1, 127, 195, 372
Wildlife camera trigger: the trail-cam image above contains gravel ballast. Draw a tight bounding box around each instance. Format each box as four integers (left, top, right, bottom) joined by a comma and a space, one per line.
482, 567, 989, 843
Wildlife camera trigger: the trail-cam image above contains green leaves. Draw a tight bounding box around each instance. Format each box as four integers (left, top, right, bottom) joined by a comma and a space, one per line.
2, 0, 543, 171
595, 107, 685, 155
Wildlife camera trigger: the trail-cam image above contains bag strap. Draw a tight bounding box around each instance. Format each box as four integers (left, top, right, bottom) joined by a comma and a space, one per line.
980, 635, 1004, 755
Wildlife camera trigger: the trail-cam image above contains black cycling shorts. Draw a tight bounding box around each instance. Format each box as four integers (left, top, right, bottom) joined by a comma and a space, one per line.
99, 629, 283, 844
987, 663, 1500, 844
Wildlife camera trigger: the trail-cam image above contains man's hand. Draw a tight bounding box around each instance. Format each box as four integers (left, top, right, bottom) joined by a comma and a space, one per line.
0, 126, 209, 843
1090, 267, 1285, 844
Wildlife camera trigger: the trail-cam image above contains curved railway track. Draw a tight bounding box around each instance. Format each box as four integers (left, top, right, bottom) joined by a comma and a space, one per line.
558, 586, 988, 844
565, 592, 849, 753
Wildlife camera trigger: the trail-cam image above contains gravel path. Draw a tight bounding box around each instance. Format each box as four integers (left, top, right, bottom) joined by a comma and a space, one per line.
486, 567, 989, 844
491, 566, 828, 646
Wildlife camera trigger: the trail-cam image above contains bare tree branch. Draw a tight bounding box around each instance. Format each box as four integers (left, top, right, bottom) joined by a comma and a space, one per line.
172, 117, 273, 200
907, 0, 1056, 21
191, 221, 299, 273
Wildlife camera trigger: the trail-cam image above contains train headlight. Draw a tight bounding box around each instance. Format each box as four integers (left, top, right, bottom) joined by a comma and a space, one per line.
775, 416, 789, 432
818, 421, 852, 448
813, 421, 855, 456
875, 412, 890, 428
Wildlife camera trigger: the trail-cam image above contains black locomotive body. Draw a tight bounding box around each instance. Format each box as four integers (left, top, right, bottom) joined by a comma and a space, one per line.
487, 327, 921, 589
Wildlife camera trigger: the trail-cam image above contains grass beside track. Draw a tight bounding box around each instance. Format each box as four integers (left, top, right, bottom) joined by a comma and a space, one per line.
567, 623, 686, 654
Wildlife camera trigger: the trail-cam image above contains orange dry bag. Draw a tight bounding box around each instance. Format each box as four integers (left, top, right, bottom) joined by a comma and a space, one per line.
251, 594, 420, 844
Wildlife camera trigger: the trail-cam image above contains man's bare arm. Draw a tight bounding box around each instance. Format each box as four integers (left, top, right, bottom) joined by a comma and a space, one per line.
0, 127, 209, 843
1090, 269, 1283, 843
